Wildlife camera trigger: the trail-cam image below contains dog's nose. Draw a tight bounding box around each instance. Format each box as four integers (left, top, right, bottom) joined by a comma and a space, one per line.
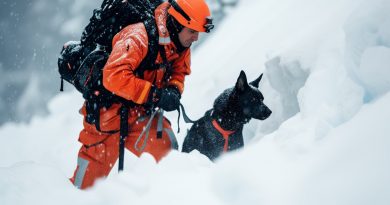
266, 108, 272, 117
260, 108, 272, 120
267, 109, 272, 116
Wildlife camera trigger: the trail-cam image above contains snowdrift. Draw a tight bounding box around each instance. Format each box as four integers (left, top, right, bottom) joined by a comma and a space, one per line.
1, 0, 389, 204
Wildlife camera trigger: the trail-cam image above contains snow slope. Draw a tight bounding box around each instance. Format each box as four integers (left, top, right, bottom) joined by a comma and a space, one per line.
1, 0, 390, 204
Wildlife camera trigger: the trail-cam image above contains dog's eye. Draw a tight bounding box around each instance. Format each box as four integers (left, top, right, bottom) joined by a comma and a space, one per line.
250, 98, 259, 104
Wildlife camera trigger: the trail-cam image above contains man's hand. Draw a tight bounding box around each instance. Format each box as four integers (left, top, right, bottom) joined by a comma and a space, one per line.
149, 86, 181, 112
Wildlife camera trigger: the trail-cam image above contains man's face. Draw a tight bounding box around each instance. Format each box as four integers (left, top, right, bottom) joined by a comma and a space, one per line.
178, 27, 199, 48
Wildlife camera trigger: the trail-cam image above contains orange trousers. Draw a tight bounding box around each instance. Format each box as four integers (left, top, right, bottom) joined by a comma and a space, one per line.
70, 108, 178, 189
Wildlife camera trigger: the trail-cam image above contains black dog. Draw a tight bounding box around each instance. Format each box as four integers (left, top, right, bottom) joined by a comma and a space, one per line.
182, 70, 272, 160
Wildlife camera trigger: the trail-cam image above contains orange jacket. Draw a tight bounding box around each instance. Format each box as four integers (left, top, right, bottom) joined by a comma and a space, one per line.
78, 2, 191, 145
103, 2, 191, 105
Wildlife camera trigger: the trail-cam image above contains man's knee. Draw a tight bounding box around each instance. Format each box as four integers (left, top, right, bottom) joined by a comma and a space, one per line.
70, 143, 117, 189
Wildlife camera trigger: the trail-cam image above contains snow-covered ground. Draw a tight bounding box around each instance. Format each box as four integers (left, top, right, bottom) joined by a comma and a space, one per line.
1, 0, 390, 204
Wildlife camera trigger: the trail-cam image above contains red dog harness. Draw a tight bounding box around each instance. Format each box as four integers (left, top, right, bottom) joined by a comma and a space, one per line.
212, 120, 236, 152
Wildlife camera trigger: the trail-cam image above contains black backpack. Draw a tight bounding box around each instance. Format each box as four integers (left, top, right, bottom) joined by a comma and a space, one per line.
58, 0, 167, 133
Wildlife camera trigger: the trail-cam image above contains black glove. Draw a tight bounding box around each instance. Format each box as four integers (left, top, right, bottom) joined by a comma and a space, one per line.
154, 86, 181, 112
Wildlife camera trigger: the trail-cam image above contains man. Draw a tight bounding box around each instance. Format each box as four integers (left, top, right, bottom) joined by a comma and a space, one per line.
70, 0, 213, 189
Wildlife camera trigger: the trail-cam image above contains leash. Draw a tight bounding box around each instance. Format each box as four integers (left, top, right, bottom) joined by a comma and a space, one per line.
176, 103, 196, 133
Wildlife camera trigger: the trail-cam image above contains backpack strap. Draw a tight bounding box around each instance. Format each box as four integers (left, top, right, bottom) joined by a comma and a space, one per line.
158, 43, 173, 82
135, 19, 160, 78
135, 18, 172, 80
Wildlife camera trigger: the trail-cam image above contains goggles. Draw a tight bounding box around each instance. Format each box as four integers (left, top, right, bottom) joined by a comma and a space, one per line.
204, 17, 214, 33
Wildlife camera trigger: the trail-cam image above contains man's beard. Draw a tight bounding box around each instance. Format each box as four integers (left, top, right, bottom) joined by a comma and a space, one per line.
183, 41, 192, 48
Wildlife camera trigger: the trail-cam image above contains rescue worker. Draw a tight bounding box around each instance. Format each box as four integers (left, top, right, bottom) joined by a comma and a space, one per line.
70, 0, 213, 189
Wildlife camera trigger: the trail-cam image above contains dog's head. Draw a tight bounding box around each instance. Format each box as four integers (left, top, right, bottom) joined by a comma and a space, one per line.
214, 70, 272, 122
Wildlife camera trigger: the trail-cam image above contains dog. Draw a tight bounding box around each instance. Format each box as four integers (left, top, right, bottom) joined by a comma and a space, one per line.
182, 70, 272, 160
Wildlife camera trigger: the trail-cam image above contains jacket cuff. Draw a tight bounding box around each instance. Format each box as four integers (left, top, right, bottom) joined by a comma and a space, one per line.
145, 86, 160, 107
168, 79, 184, 94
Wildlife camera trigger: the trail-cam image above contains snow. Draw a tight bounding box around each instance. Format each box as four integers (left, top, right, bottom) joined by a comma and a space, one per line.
357, 46, 390, 98
1, 0, 390, 204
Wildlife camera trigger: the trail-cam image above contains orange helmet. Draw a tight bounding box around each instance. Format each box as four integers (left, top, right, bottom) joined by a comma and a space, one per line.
168, 0, 214, 33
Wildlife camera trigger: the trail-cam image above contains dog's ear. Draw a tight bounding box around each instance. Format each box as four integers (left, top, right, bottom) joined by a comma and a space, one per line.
235, 70, 249, 93
249, 73, 263, 88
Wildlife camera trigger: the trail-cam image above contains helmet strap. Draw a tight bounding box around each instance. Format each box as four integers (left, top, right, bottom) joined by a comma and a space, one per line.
168, 0, 191, 22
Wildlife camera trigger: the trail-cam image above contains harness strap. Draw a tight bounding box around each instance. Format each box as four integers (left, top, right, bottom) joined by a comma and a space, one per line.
134, 108, 160, 152
157, 109, 164, 139
211, 120, 236, 152
118, 104, 129, 172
